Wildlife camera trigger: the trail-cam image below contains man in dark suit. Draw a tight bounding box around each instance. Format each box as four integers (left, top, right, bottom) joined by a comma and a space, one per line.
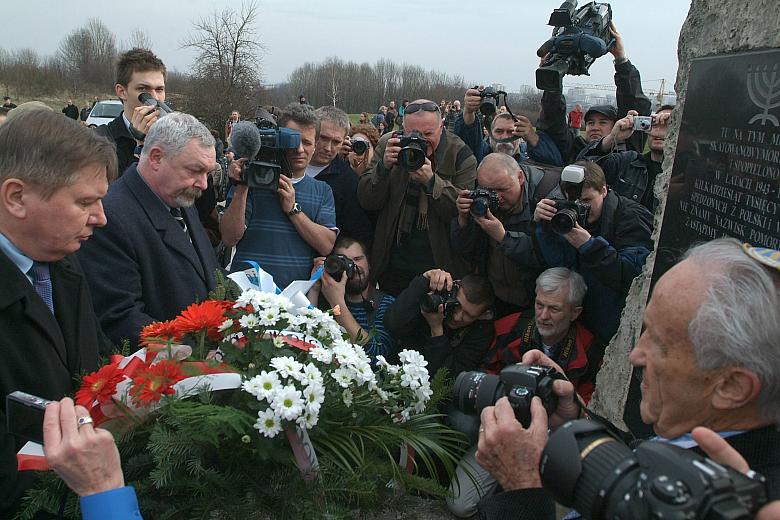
78, 112, 220, 348
0, 109, 116, 515
95, 48, 167, 176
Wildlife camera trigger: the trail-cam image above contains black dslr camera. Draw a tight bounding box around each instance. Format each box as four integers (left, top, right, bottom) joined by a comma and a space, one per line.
536, 1, 615, 92
351, 139, 369, 156
453, 365, 563, 427
477, 86, 503, 117
547, 164, 590, 234
468, 187, 500, 217
393, 131, 429, 171
324, 254, 356, 281
540, 419, 769, 520
419, 282, 460, 318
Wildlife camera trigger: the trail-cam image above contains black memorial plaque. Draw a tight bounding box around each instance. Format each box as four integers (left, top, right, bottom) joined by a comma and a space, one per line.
652, 48, 780, 284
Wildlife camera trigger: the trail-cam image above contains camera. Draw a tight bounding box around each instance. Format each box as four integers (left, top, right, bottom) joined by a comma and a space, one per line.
419, 283, 460, 318
394, 131, 429, 171
540, 419, 769, 520
468, 187, 500, 217
351, 139, 369, 156
478, 86, 502, 117
243, 112, 301, 190
138, 92, 174, 117
324, 254, 357, 281
536, 1, 615, 92
633, 115, 653, 132
453, 365, 563, 427
549, 199, 591, 234
6, 391, 53, 444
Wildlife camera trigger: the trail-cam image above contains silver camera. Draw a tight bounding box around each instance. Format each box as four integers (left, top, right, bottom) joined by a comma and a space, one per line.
632, 115, 652, 132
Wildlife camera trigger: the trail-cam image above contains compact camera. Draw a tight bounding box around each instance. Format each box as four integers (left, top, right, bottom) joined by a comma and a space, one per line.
468, 188, 500, 217
453, 364, 563, 427
633, 115, 653, 132
393, 131, 429, 171
6, 391, 54, 444
324, 254, 357, 281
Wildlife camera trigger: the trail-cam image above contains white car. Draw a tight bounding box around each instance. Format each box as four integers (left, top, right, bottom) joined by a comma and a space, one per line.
85, 100, 123, 127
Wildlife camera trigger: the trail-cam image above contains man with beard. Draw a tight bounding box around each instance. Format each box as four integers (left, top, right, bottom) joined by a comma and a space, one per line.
307, 235, 397, 364
77, 113, 220, 347
451, 153, 563, 317
455, 90, 563, 167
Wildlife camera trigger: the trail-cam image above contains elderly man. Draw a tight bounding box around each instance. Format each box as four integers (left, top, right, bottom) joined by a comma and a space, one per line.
358, 99, 477, 296
452, 153, 563, 316
78, 113, 220, 347
475, 237, 780, 518
0, 110, 116, 515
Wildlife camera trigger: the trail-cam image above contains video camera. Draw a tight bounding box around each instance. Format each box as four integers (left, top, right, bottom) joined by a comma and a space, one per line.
540, 419, 769, 519
453, 364, 563, 428
324, 254, 357, 281
392, 131, 429, 171
547, 164, 591, 234
468, 187, 500, 217
419, 282, 460, 319
536, 1, 615, 92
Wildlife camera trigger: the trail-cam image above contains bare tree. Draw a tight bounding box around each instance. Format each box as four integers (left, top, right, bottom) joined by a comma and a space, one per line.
58, 18, 117, 91
122, 28, 153, 51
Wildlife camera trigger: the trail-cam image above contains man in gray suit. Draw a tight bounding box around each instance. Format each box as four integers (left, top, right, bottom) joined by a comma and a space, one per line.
78, 112, 220, 347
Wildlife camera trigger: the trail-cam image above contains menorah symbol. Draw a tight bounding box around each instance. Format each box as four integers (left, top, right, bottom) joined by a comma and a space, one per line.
747, 63, 780, 126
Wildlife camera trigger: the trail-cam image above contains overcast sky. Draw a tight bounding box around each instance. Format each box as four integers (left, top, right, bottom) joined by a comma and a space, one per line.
1, 0, 690, 95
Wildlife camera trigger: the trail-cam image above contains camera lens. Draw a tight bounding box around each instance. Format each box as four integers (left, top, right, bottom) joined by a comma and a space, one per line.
352, 140, 368, 155
399, 147, 425, 170
550, 208, 578, 234
419, 293, 444, 313
324, 255, 346, 281
471, 197, 489, 217
453, 371, 502, 416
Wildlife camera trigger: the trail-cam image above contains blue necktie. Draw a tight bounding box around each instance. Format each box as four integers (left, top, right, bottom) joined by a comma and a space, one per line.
29, 261, 54, 314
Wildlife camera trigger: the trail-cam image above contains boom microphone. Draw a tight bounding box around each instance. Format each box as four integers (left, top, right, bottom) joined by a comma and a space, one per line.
230, 121, 262, 160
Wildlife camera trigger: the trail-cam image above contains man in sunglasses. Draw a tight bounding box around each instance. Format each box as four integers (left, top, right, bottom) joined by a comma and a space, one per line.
357, 99, 477, 296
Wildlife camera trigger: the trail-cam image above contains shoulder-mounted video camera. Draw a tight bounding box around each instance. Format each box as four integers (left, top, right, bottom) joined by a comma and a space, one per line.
536, 1, 615, 92
235, 108, 301, 191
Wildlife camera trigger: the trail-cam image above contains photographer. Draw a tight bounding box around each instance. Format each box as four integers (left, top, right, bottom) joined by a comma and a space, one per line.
451, 153, 563, 317
536, 22, 652, 164
357, 99, 477, 296
221, 103, 338, 288
533, 161, 652, 341
474, 238, 780, 519
456, 88, 563, 166
307, 235, 397, 364
383, 269, 494, 379
577, 106, 674, 211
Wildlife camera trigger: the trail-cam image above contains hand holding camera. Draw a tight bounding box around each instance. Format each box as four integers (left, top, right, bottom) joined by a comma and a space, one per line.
521, 349, 581, 429
277, 175, 296, 214
463, 87, 483, 125
512, 115, 540, 147
601, 109, 639, 151
408, 157, 434, 185
383, 136, 402, 170
422, 268, 454, 293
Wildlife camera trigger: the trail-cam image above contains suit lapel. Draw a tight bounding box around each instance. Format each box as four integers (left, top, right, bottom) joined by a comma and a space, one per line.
0, 250, 68, 365
124, 168, 207, 282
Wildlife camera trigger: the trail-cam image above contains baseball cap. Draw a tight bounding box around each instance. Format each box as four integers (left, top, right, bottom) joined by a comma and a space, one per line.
584, 105, 619, 122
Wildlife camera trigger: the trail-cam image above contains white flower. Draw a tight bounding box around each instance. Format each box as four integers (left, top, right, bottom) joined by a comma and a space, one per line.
303, 383, 325, 412
254, 408, 282, 438
342, 388, 353, 407
375, 387, 389, 402
300, 363, 323, 386
375, 355, 390, 369
295, 409, 319, 429
238, 313, 260, 330
399, 349, 428, 369
259, 307, 280, 326
254, 371, 281, 401
310, 346, 333, 364
241, 375, 264, 397
270, 356, 303, 380
271, 385, 304, 421
272, 336, 285, 349
218, 318, 234, 332
400, 371, 421, 389
331, 367, 354, 388
348, 360, 375, 385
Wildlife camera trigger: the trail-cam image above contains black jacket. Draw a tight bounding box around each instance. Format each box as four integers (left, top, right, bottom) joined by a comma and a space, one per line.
94, 113, 137, 176
477, 423, 780, 519
537, 59, 652, 164
315, 156, 373, 247
577, 138, 654, 210
383, 275, 494, 379
0, 251, 110, 514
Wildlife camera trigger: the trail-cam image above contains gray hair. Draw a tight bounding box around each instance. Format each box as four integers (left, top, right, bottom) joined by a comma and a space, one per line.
278, 102, 320, 136
140, 112, 215, 159
479, 152, 521, 180
536, 267, 587, 308
314, 106, 350, 134
684, 237, 780, 424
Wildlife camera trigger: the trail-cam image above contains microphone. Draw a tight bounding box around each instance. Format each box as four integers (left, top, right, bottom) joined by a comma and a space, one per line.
230, 121, 262, 160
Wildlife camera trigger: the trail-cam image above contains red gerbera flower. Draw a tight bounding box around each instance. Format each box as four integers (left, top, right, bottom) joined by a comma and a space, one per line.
173, 300, 232, 340
75, 363, 125, 409
129, 360, 186, 406
140, 320, 181, 346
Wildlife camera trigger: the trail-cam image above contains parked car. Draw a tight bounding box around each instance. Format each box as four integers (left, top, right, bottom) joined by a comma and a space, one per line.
85, 100, 123, 127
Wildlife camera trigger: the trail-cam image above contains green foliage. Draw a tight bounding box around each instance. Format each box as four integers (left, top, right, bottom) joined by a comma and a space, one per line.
210, 269, 242, 301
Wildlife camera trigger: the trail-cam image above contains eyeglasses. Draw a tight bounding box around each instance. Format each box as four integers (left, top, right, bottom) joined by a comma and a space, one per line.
404, 102, 441, 115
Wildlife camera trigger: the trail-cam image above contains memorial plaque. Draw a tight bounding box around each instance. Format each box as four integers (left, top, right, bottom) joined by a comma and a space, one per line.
652, 48, 780, 283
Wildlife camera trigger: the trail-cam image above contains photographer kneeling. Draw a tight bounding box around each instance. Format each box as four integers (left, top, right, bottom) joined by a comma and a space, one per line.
383, 269, 494, 379
533, 161, 652, 341
475, 238, 780, 519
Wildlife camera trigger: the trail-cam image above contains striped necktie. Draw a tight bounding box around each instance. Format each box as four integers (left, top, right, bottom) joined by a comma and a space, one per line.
170, 207, 188, 234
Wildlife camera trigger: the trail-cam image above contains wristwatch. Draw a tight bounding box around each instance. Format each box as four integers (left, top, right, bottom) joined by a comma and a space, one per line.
287, 202, 302, 217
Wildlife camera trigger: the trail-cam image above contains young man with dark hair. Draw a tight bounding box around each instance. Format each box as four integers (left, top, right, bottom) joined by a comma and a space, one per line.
95, 47, 167, 176
533, 161, 653, 340
384, 269, 495, 379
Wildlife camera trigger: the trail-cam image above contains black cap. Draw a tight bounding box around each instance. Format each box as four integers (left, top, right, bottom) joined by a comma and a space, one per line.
584, 105, 618, 122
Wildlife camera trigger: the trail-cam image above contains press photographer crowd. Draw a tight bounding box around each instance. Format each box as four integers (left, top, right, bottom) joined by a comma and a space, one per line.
1, 1, 779, 519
